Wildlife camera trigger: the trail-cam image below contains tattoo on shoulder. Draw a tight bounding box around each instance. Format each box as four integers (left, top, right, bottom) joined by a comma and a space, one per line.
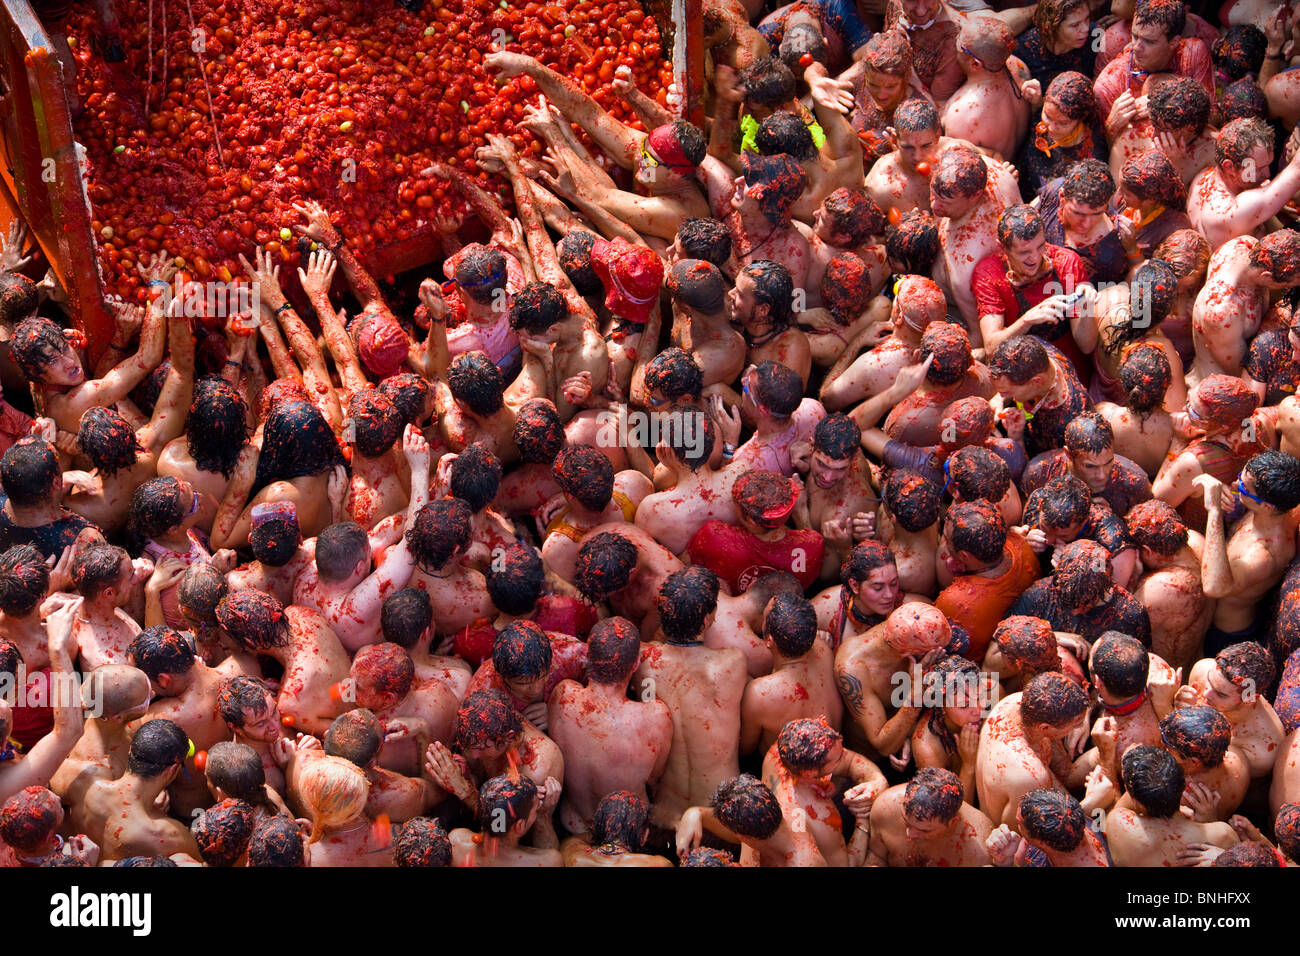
837, 670, 865, 716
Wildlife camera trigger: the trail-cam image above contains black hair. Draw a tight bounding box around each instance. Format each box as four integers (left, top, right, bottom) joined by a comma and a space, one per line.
126, 476, 189, 553
316, 522, 370, 582
775, 718, 841, 772
1052, 540, 1113, 611
1031, 475, 1091, 530
586, 616, 642, 684
997, 204, 1044, 247
591, 791, 650, 850
988, 336, 1049, 384
755, 110, 816, 161
813, 413, 861, 461
485, 543, 545, 617
513, 399, 565, 464
741, 260, 794, 329
447, 351, 505, 417
1133, 0, 1185, 39
945, 499, 1007, 564
1020, 672, 1088, 727
841, 540, 895, 589
0, 272, 37, 326
1244, 451, 1300, 511
71, 544, 127, 600
492, 620, 553, 681
1214, 842, 1281, 867
1060, 158, 1116, 209
0, 544, 49, 616
405, 498, 473, 571
128, 626, 196, 683
193, 798, 256, 866
1118, 343, 1172, 414
1213, 25, 1267, 82
946, 446, 1010, 502
884, 470, 943, 533
508, 282, 568, 335
454, 245, 509, 306
676, 218, 732, 269
1216, 642, 1275, 695
0, 437, 59, 509
347, 390, 403, 460
662, 405, 715, 472
574, 531, 639, 601
127, 718, 190, 777
738, 56, 797, 107
247, 817, 306, 867
250, 513, 301, 567
712, 774, 783, 839
893, 98, 940, 134
1121, 745, 1184, 818
77, 407, 141, 476
557, 231, 603, 297
379, 372, 432, 426
1064, 412, 1113, 456
217, 677, 272, 729
455, 689, 522, 752
1160, 705, 1231, 767
215, 590, 292, 650
903, 767, 964, 822
554, 444, 615, 512
8, 317, 69, 381
450, 443, 502, 513
252, 397, 344, 496
186, 377, 250, 477
752, 360, 802, 417
657, 566, 719, 643
764, 594, 817, 658
885, 211, 940, 275
477, 773, 538, 832
1149, 76, 1211, 135
1093, 632, 1149, 698
381, 587, 434, 648
1019, 789, 1086, 851
394, 817, 452, 866
644, 348, 704, 402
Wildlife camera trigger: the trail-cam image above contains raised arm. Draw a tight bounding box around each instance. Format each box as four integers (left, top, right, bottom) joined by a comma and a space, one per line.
293, 200, 387, 312
138, 294, 197, 455
298, 248, 370, 396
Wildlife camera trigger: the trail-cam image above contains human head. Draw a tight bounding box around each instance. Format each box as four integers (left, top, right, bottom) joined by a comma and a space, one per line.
1051, 539, 1114, 612
735, 153, 807, 226
8, 316, 82, 386
929, 147, 987, 220
657, 566, 720, 643
1213, 24, 1267, 82
513, 399, 564, 465
711, 774, 783, 839
892, 98, 942, 174
71, 543, 131, 606
810, 413, 861, 490
821, 253, 873, 323
492, 620, 553, 701
253, 397, 343, 492
885, 210, 940, 275
1240, 450, 1300, 514
316, 521, 370, 583
891, 276, 947, 337
128, 626, 197, 696
1019, 672, 1088, 738
0, 272, 37, 328
1062, 413, 1115, 492
755, 110, 816, 161
1216, 117, 1274, 191
643, 347, 704, 406
345, 390, 402, 460
217, 676, 280, 743
1092, 632, 1149, 701
1160, 705, 1231, 770
249, 504, 301, 567
945, 445, 1010, 504
455, 689, 523, 758
883, 602, 952, 656
992, 616, 1060, 679
247, 816, 306, 867
1275, 804, 1300, 863
841, 540, 900, 617
1119, 149, 1186, 211
729, 260, 794, 331
453, 243, 508, 306
1125, 498, 1188, 565
1117, 342, 1172, 414
1058, 160, 1116, 239
763, 594, 817, 659
938, 397, 996, 454
450, 443, 502, 514
297, 754, 368, 843
637, 120, 707, 187
0, 786, 63, 855
1033, 0, 1091, 52
192, 798, 256, 867
1120, 745, 1183, 817
215, 590, 292, 651
1041, 71, 1096, 141
1205, 642, 1274, 711
732, 468, 801, 532
920, 321, 972, 388
1018, 789, 1087, 852
351, 643, 415, 710
393, 817, 452, 867
1130, 0, 1187, 73
77, 406, 142, 476
941, 499, 1007, 572
507, 281, 568, 337
665, 260, 728, 317
447, 351, 505, 418
574, 531, 638, 602
590, 237, 664, 322
1247, 229, 1300, 288
0, 437, 60, 510
885, 469, 942, 534
956, 19, 1012, 75
0, 544, 49, 616
988, 336, 1052, 403
816, 188, 885, 247
671, 218, 732, 270
996, 205, 1048, 280
775, 718, 843, 778
1188, 374, 1259, 437
557, 230, 603, 297
126, 718, 190, 780
477, 773, 539, 839
323, 709, 384, 768
484, 544, 544, 618
381, 587, 434, 650
861, 31, 913, 109
586, 616, 641, 685
405, 498, 473, 571
127, 475, 198, 549
1149, 76, 1211, 144
1217, 76, 1267, 125
902, 768, 964, 837
745, 361, 803, 421
590, 791, 651, 851
379, 372, 432, 427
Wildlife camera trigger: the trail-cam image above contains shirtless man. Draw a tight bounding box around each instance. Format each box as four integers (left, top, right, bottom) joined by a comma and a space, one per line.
294, 428, 431, 652
725, 362, 825, 477
865, 99, 1022, 220
1106, 745, 1239, 867
547, 617, 673, 834
633, 585, 748, 827
216, 590, 351, 737
1197, 454, 1300, 657
68, 544, 144, 670
976, 672, 1090, 827
217, 675, 288, 798
725, 260, 812, 387
322, 709, 440, 825
51, 664, 151, 819
1157, 705, 1250, 820
1109, 76, 1215, 187
835, 603, 952, 757
866, 767, 995, 867
1187, 118, 1300, 251
429, 351, 518, 463
572, 525, 686, 629
79, 718, 199, 862
882, 322, 995, 449
664, 260, 747, 392
1125, 500, 1212, 669
796, 188, 887, 315
761, 718, 885, 866
541, 445, 652, 581
940, 22, 1032, 163
226, 503, 314, 607
987, 789, 1112, 866
341, 391, 410, 531
562, 791, 672, 867
405, 498, 496, 637
793, 414, 877, 583
675, 774, 827, 867
379, 588, 473, 698
348, 643, 457, 778
156, 377, 251, 537
1181, 642, 1284, 781
1190, 230, 1300, 384
741, 595, 842, 754
448, 775, 562, 867
931, 147, 1013, 334
1086, 634, 1165, 789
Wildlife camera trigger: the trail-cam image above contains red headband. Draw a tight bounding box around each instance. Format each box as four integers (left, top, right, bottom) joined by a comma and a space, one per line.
647, 125, 697, 172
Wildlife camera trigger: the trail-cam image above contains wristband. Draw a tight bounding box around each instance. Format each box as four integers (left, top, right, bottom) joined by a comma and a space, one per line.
147, 280, 170, 289
722, 443, 737, 456
275, 301, 294, 316
1268, 51, 1284, 60
224, 359, 242, 368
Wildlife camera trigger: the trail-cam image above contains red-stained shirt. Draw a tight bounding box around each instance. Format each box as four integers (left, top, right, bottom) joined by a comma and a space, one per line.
0, 400, 32, 457
686, 520, 825, 593
1094, 38, 1215, 122
465, 632, 589, 712
972, 244, 1089, 329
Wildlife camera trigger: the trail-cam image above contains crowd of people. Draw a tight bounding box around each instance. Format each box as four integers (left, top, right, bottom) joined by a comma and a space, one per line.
1, 0, 1300, 868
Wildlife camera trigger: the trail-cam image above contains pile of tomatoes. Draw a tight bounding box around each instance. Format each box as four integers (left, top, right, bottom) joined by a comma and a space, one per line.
64, 0, 669, 300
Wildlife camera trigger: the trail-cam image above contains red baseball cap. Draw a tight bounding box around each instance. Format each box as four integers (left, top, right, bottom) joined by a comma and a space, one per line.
590, 237, 664, 323
732, 470, 800, 527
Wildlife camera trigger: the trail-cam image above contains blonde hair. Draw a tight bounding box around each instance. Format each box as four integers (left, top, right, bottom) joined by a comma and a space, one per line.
297, 755, 369, 843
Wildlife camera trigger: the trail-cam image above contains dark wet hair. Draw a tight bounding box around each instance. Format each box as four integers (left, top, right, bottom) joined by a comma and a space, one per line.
450, 443, 502, 513
0, 272, 37, 327
764, 594, 817, 658
1216, 117, 1273, 169
587, 616, 641, 684
0, 437, 59, 508
1031, 475, 1091, 531
644, 348, 703, 402
1124, 499, 1186, 556
193, 798, 255, 867
406, 498, 473, 571
920, 321, 971, 387
741, 260, 794, 328
1149, 76, 1211, 135
1133, 0, 1185, 39
379, 372, 432, 426
1052, 539, 1113, 611
1213, 25, 1267, 82
756, 110, 816, 161
903, 767, 963, 822
1093, 632, 1149, 698
347, 390, 402, 460
478, 773, 538, 832
554, 444, 615, 512
127, 718, 190, 777
993, 616, 1059, 675
394, 817, 452, 867
381, 587, 434, 648
1061, 159, 1115, 209
0, 786, 61, 853
187, 377, 249, 477
676, 218, 732, 269
485, 543, 544, 617
125, 476, 189, 552
216, 590, 292, 650
1160, 705, 1231, 767
454, 245, 508, 306
574, 531, 638, 601
493, 620, 552, 681
128, 626, 196, 683
8, 317, 70, 381
813, 413, 860, 462
557, 231, 603, 298
324, 708, 384, 767
71, 543, 127, 600
591, 791, 650, 850
513, 399, 565, 464
662, 404, 715, 472
1064, 412, 1112, 457
988, 336, 1049, 384
1020, 672, 1087, 727
1019, 789, 1086, 851
0, 638, 20, 679
893, 97, 940, 134
1275, 804, 1300, 862
0, 544, 49, 616
217, 677, 272, 730
316, 522, 369, 582
1216, 642, 1274, 695
657, 566, 719, 643
77, 406, 141, 476
250, 512, 301, 567
1045, 70, 1096, 123
455, 689, 522, 752
822, 188, 885, 246
1243, 451, 1300, 511
447, 351, 505, 417
666, 259, 728, 314
947, 446, 1010, 502
248, 816, 306, 867
885, 470, 942, 533
776, 718, 841, 772
841, 539, 895, 589
997, 204, 1044, 247
131, 360, 171, 417
712, 774, 783, 839
752, 360, 802, 417
776, 20, 827, 71
1250, 229, 1300, 285
252, 398, 344, 495
1121, 745, 1183, 818
1218, 76, 1267, 124
738, 56, 796, 107
932, 147, 987, 200
945, 499, 1006, 564
885, 211, 940, 275
1214, 842, 1281, 867
1118, 343, 1172, 414
509, 282, 568, 335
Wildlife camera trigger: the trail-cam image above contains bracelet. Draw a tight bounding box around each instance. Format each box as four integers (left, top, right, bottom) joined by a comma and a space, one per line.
224, 359, 242, 368
855, 824, 870, 834
1268, 51, 1285, 60
723, 443, 737, 456
274, 301, 294, 316
147, 279, 170, 289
